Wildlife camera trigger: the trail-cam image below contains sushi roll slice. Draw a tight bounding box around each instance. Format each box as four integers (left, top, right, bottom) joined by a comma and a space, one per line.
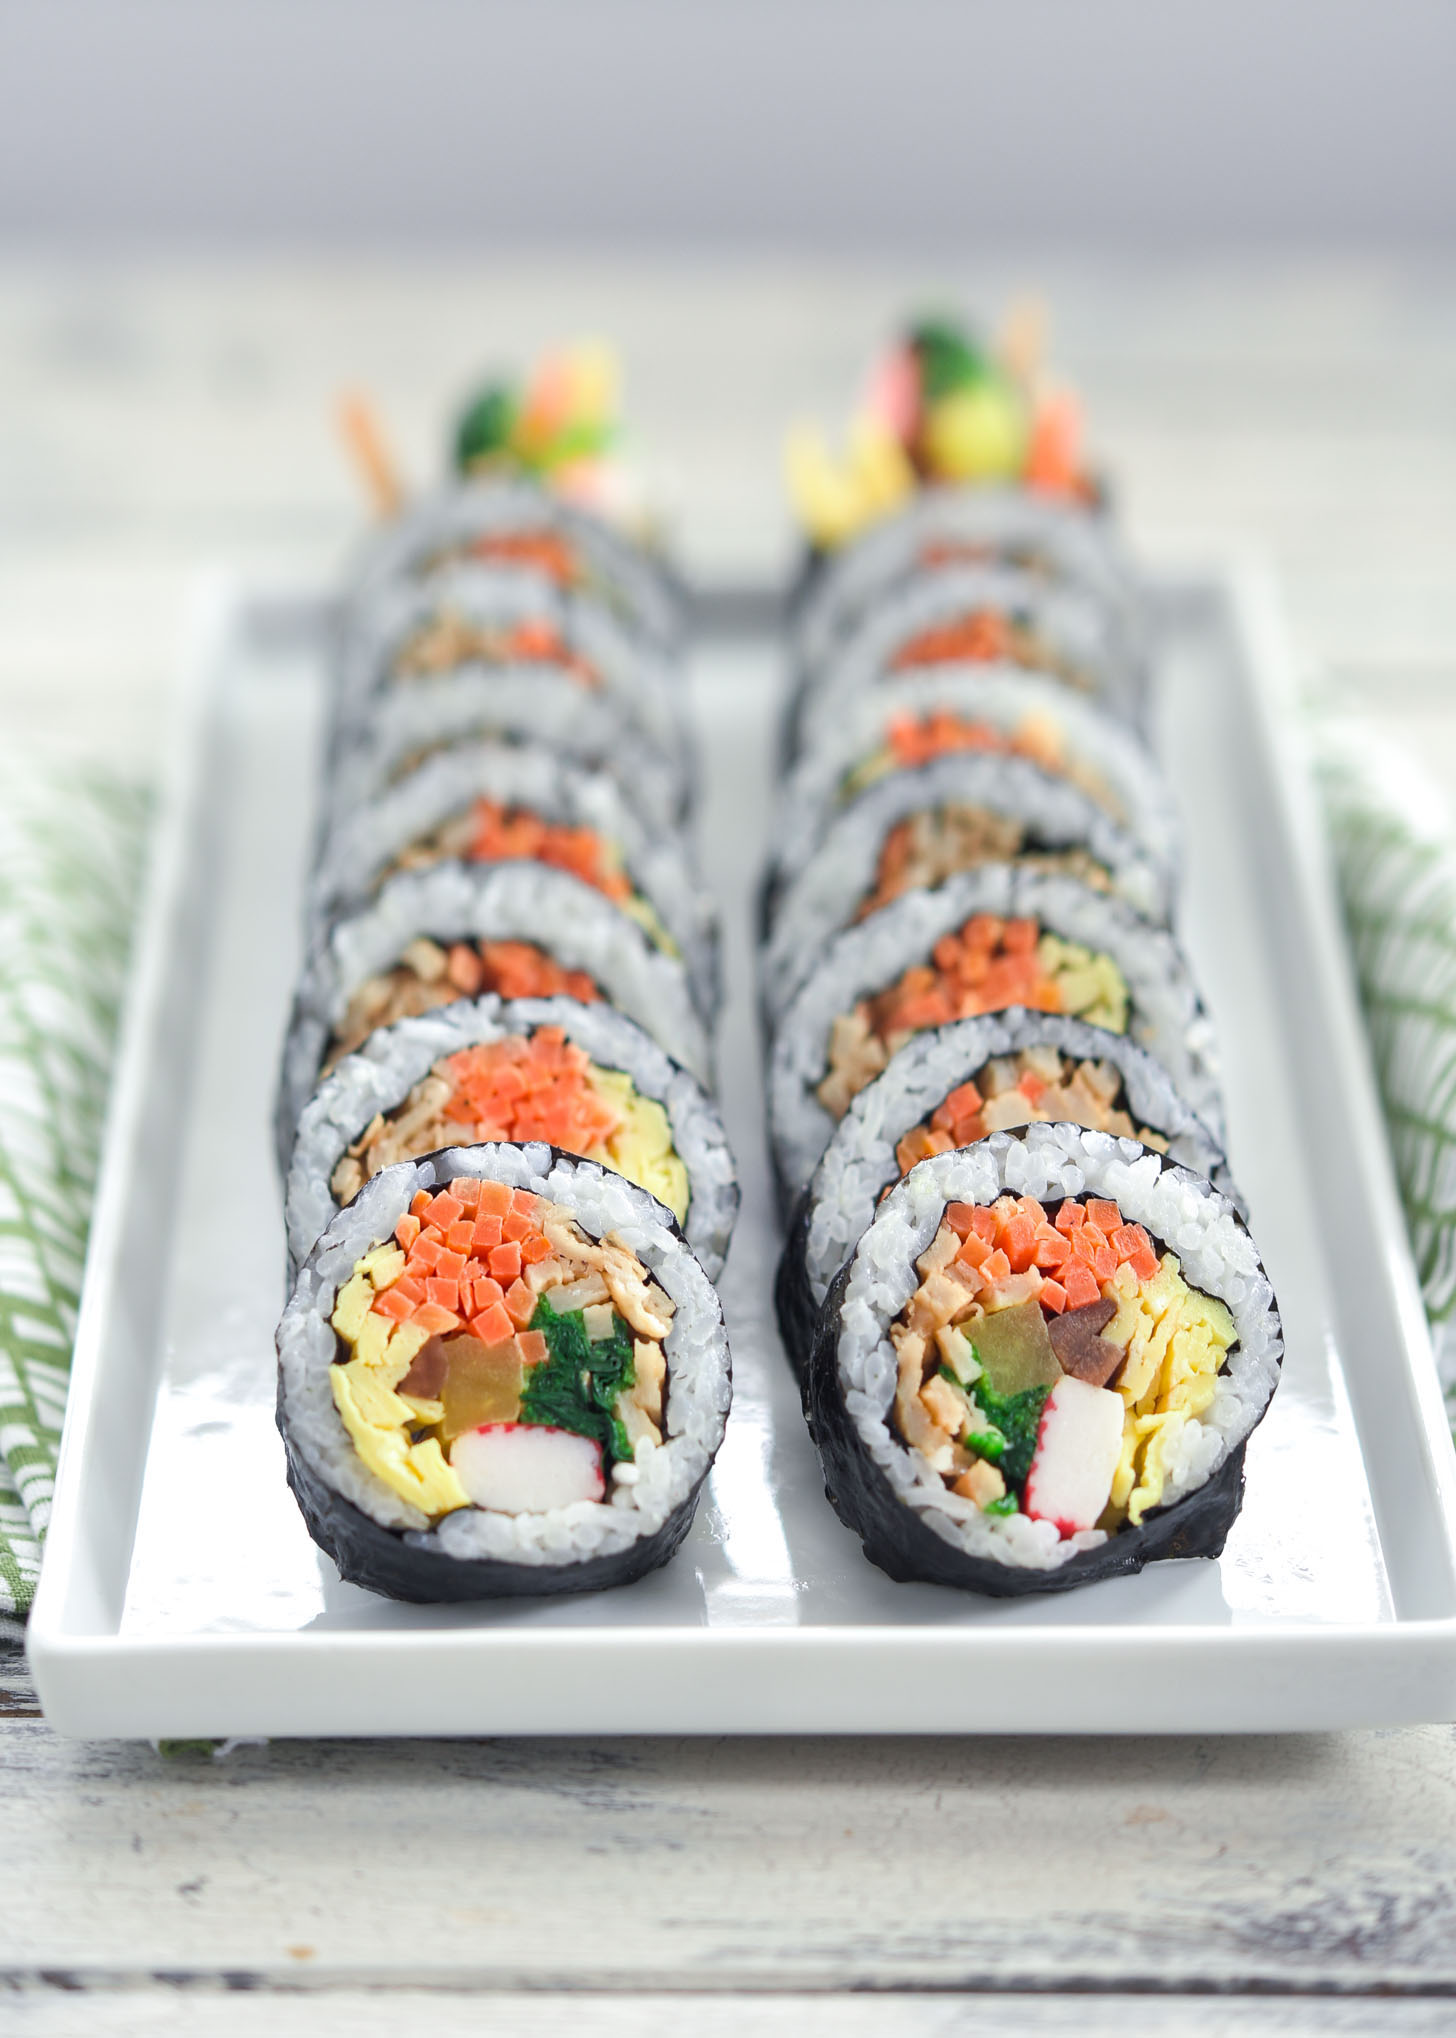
331, 565, 687, 771
285, 993, 739, 1282
760, 748, 1170, 1024
766, 670, 1179, 907
345, 479, 681, 654
766, 864, 1221, 1211
326, 664, 691, 837
309, 740, 719, 1018
788, 560, 1144, 760
792, 485, 1142, 687
805, 1122, 1281, 1596
277, 862, 712, 1169
775, 1010, 1235, 1375
276, 1143, 731, 1600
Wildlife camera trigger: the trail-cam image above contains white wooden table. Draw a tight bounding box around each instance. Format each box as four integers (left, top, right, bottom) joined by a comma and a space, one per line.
3, 256, 1456, 2032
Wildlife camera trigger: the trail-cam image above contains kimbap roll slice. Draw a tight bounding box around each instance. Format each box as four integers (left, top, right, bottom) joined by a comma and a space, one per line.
792, 485, 1142, 686
775, 1010, 1234, 1374
276, 1144, 731, 1600
285, 994, 738, 1281
766, 864, 1221, 1210
277, 861, 712, 1169
789, 562, 1143, 758
327, 665, 691, 837
760, 749, 1170, 1025
332, 565, 686, 766
309, 741, 718, 1017
805, 1123, 1281, 1596
766, 671, 1179, 904
345, 479, 681, 653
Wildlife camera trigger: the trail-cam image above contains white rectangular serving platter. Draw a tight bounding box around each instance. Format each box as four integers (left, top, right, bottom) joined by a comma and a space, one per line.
29, 560, 1456, 1737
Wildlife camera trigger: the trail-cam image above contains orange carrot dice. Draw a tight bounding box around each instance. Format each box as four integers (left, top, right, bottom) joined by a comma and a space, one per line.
373, 1287, 416, 1323
1112, 1223, 1151, 1263
957, 1229, 992, 1271
969, 1206, 999, 1245
521, 1233, 553, 1264
981, 1247, 1011, 1285
1055, 1199, 1084, 1235
435, 1249, 465, 1281
1001, 1213, 1037, 1272
394, 1213, 422, 1251
410, 1190, 432, 1217
944, 1201, 977, 1238
393, 1274, 426, 1306
470, 1275, 504, 1314
1040, 1279, 1069, 1314
446, 1220, 475, 1254
425, 1277, 459, 1311
1061, 1261, 1102, 1310
516, 1329, 548, 1366
1129, 1242, 1159, 1282
410, 1234, 443, 1270
472, 1300, 513, 1345
477, 1181, 512, 1216
452, 1177, 481, 1210
1091, 1243, 1118, 1282
1087, 1199, 1122, 1235
489, 1241, 522, 1280
504, 1279, 536, 1328
501, 1209, 533, 1244
429, 1192, 464, 1228
510, 1189, 539, 1217
1034, 1226, 1070, 1269
473, 1214, 503, 1252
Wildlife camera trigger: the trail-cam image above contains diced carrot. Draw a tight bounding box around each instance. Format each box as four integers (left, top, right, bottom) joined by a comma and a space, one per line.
1001, 1213, 1037, 1273
957, 1230, 992, 1271
473, 1214, 503, 1252
477, 1181, 512, 1216
470, 1275, 505, 1314
446, 1219, 475, 1254
472, 1300, 513, 1345
1034, 1226, 1070, 1269
452, 1178, 481, 1211
1091, 1243, 1118, 1282
394, 1212, 422, 1251
409, 1234, 443, 1270
1017, 1069, 1047, 1106
410, 1190, 432, 1217
969, 1206, 999, 1245
435, 1248, 465, 1281
510, 1188, 539, 1217
1128, 1242, 1159, 1282
489, 1241, 522, 1280
501, 1209, 533, 1244
425, 1277, 459, 1311
981, 1248, 1011, 1285
429, 1192, 464, 1229
392, 1274, 426, 1306
1055, 1199, 1084, 1235
1112, 1223, 1150, 1264
1040, 1279, 1069, 1314
373, 1287, 417, 1323
521, 1233, 553, 1264
1087, 1199, 1122, 1235
1061, 1261, 1101, 1310
504, 1279, 536, 1328
517, 1329, 548, 1366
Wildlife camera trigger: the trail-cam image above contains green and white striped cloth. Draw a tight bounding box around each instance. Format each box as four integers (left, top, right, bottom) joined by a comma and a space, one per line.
1318, 720, 1456, 1429
0, 763, 149, 1628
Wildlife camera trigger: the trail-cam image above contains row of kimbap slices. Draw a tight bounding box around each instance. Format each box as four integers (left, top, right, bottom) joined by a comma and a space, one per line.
273, 353, 736, 1602
768, 313, 1283, 1597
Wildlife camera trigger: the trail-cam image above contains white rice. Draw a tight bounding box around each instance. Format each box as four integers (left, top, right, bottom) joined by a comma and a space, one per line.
766, 669, 1180, 894
793, 560, 1144, 753
761, 748, 1170, 1022
799, 1009, 1237, 1313
278, 862, 714, 1160
829, 1124, 1281, 1574
284, 991, 739, 1279
276, 1145, 731, 1566
792, 486, 1145, 682
307, 739, 719, 1017
767, 863, 1223, 1198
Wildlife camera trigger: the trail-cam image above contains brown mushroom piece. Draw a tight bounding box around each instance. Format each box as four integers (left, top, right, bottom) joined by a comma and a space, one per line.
1047, 1298, 1123, 1388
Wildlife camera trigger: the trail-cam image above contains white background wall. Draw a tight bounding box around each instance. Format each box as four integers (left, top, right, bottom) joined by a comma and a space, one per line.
2, 0, 1454, 248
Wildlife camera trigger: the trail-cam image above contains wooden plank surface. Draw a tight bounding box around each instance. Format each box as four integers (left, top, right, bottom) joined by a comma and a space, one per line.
3, 257, 1456, 2024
